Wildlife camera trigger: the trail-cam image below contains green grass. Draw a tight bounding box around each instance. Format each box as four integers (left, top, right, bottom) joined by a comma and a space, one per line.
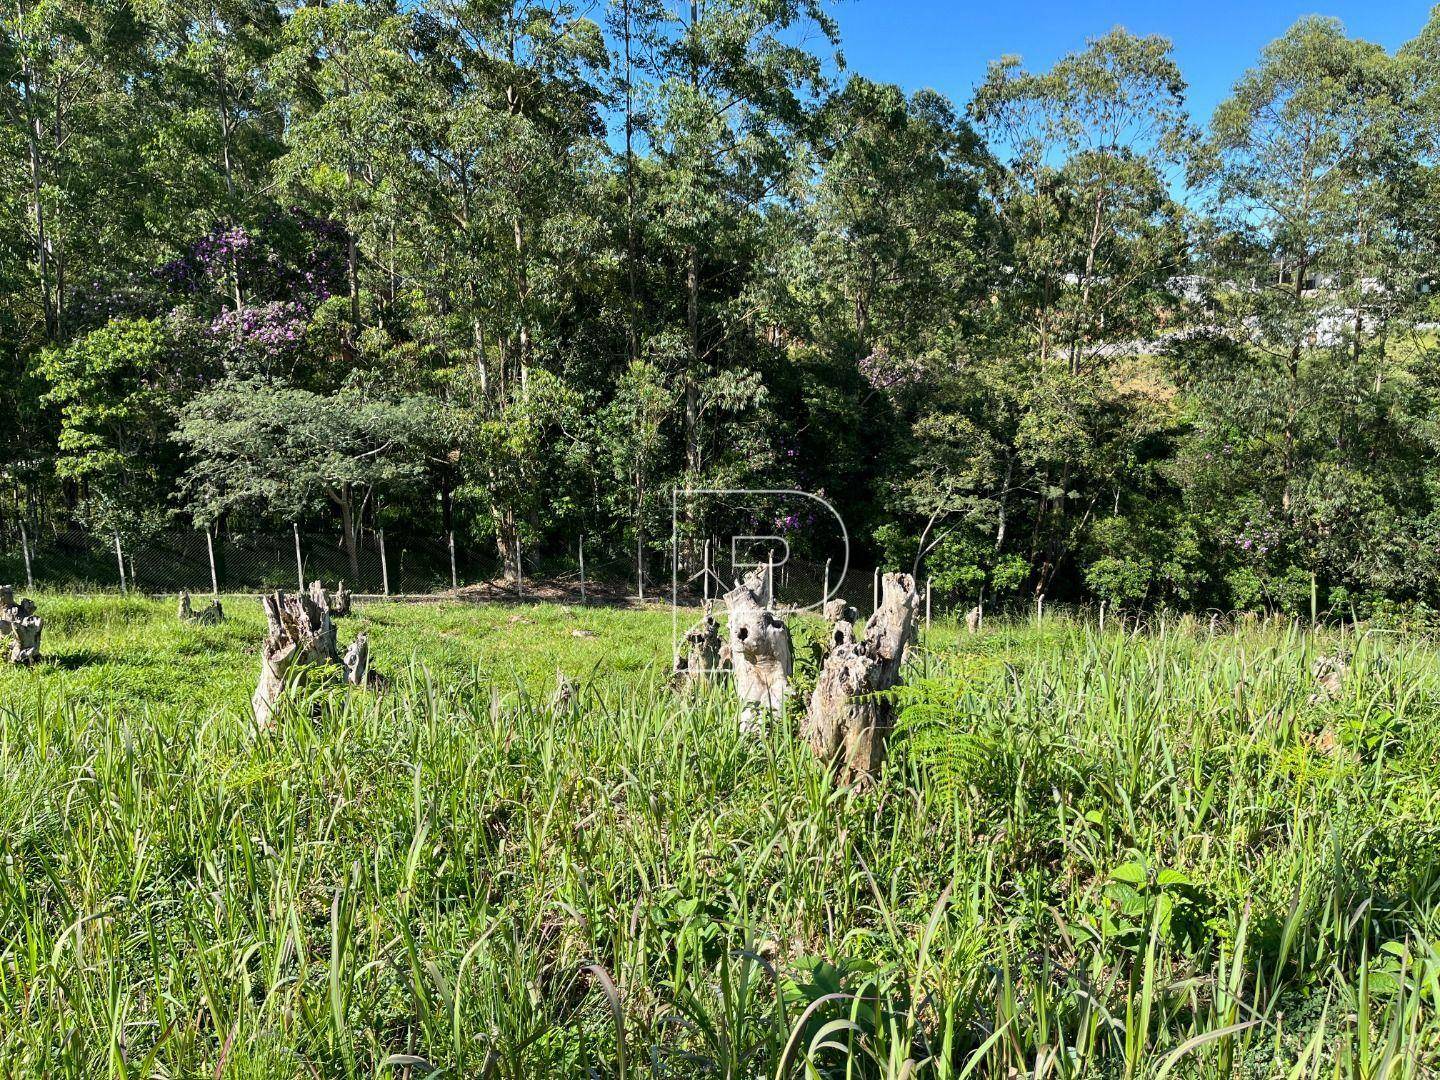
1, 598, 1439, 1077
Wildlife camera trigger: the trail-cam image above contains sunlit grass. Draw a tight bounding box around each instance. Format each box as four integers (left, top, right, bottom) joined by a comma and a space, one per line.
1, 598, 1438, 1076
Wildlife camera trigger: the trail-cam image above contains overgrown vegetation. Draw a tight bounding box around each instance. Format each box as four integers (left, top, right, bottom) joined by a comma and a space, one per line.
2, 597, 1438, 1075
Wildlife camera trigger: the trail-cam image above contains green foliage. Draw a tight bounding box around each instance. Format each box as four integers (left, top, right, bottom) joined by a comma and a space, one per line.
12, 3, 1440, 614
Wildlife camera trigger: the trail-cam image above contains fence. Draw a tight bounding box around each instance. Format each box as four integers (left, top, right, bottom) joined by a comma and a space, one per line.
0, 523, 1043, 630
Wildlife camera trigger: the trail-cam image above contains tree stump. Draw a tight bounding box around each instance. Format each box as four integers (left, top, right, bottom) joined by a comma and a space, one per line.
822, 599, 859, 656
673, 606, 723, 687
309, 579, 352, 618
0, 587, 41, 665
550, 670, 578, 711
342, 632, 370, 687
177, 590, 224, 625
722, 566, 792, 714
252, 590, 371, 728
965, 605, 982, 634
802, 572, 919, 786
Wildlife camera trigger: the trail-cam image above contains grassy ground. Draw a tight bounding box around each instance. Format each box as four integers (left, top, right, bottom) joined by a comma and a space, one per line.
1, 597, 1438, 1077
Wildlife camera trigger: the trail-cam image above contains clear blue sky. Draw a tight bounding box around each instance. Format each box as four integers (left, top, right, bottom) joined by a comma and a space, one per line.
829, 0, 1437, 125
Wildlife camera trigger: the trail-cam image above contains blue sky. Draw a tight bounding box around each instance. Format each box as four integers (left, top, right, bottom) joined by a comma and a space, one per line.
829, 0, 1437, 125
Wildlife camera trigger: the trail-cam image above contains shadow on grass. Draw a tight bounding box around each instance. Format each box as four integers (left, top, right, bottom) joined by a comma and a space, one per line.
46, 649, 108, 670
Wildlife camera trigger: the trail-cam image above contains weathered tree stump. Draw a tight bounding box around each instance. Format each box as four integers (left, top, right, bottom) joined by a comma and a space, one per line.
550, 670, 578, 711
1308, 652, 1350, 704
965, 605, 982, 634
342, 632, 369, 687
309, 579, 352, 618
802, 572, 919, 786
673, 606, 724, 687
252, 590, 372, 728
723, 566, 792, 715
822, 599, 859, 656
0, 587, 42, 664
177, 590, 224, 625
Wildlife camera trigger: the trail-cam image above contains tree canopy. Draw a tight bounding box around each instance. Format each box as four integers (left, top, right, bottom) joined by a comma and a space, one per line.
8, 3, 1440, 613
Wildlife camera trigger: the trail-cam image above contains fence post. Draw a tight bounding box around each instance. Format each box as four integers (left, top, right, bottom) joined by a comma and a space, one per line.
925, 579, 932, 635
823, 558, 831, 604
1099, 600, 1106, 634
448, 530, 458, 591
579, 534, 587, 604
766, 549, 774, 607
702, 538, 710, 604
872, 568, 879, 613
379, 529, 390, 597
635, 533, 643, 602
18, 520, 33, 592
114, 532, 127, 595
292, 523, 304, 592
206, 528, 219, 598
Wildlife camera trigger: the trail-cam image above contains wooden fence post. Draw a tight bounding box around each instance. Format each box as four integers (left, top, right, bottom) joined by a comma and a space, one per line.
292, 523, 304, 592
206, 528, 219, 598
449, 530, 458, 591
18, 520, 32, 591
379, 529, 390, 597
579, 534, 587, 603
113, 532, 127, 595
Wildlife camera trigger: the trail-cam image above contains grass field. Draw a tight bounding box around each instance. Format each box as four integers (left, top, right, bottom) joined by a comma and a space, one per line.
2, 597, 1439, 1077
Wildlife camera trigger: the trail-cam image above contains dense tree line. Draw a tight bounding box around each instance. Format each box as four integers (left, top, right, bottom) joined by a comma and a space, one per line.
7, 1, 1440, 612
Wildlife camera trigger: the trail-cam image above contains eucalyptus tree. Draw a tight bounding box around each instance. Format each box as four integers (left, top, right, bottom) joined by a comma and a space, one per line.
968, 28, 1195, 596
1183, 17, 1432, 605
269, 0, 415, 361
633, 0, 836, 491
399, 0, 610, 398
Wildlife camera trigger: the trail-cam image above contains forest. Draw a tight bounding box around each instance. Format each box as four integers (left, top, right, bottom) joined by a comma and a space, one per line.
8, 0, 1440, 613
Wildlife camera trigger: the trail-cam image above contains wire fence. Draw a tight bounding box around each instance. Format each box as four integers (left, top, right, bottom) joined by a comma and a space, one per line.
0, 522, 1009, 624
0, 523, 1353, 638
0, 523, 1116, 639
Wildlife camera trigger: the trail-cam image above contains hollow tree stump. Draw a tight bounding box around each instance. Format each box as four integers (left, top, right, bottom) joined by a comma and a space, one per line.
0, 587, 41, 664
822, 599, 859, 656
803, 572, 919, 786
722, 567, 792, 715
252, 590, 370, 728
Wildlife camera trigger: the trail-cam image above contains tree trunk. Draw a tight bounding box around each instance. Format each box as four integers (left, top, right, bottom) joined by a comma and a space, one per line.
337, 488, 361, 581
802, 573, 919, 786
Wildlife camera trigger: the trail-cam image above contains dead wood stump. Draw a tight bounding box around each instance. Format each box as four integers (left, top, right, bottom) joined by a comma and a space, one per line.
965, 605, 982, 634
723, 566, 792, 716
309, 579, 352, 618
177, 590, 224, 625
1309, 652, 1350, 704
674, 606, 724, 687
0, 587, 41, 664
252, 590, 372, 728
802, 572, 919, 786
822, 599, 859, 656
